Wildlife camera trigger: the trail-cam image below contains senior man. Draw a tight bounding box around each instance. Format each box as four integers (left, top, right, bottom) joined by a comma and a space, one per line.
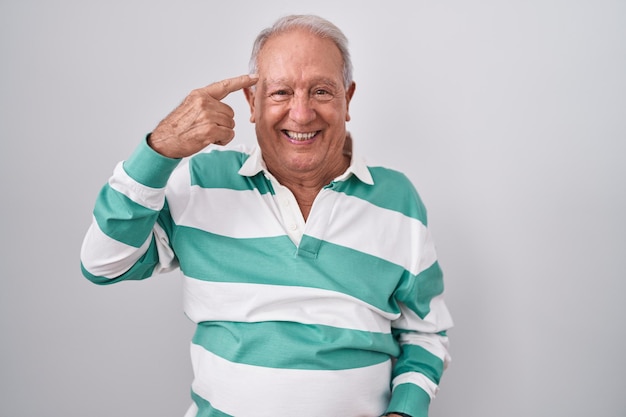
81, 14, 453, 417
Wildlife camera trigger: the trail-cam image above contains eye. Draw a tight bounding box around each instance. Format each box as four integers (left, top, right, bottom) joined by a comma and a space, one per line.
269, 89, 292, 102
313, 89, 334, 101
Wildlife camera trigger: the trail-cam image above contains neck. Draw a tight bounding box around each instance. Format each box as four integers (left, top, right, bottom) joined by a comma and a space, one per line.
265, 133, 354, 220
274, 156, 349, 220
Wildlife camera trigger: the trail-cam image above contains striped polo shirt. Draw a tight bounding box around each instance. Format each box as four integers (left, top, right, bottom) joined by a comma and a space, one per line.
81, 139, 453, 417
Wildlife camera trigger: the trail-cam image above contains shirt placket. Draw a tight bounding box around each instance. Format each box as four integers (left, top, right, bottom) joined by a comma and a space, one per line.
270, 179, 306, 246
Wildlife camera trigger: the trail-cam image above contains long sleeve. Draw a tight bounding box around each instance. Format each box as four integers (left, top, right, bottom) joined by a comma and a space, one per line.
385, 184, 453, 417
80, 138, 181, 285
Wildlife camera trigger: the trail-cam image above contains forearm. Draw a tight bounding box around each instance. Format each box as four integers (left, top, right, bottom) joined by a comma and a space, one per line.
388, 260, 452, 416
80, 137, 180, 283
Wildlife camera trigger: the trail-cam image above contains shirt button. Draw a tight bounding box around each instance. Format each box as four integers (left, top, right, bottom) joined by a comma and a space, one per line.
288, 223, 297, 231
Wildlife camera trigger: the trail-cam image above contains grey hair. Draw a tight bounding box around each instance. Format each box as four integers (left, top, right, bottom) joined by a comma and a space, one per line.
248, 14, 353, 88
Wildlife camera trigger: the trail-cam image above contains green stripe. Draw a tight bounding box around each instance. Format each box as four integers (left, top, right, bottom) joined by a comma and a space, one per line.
174, 227, 404, 312
124, 137, 180, 188
190, 390, 232, 417
386, 383, 430, 417
189, 150, 273, 194
333, 167, 427, 225
193, 321, 396, 370
392, 343, 445, 384
394, 261, 444, 319
93, 184, 158, 247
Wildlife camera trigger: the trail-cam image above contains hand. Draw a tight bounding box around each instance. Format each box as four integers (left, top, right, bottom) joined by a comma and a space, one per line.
149, 74, 259, 158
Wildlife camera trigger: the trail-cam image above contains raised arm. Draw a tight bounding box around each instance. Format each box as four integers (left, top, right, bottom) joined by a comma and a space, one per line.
80, 74, 258, 284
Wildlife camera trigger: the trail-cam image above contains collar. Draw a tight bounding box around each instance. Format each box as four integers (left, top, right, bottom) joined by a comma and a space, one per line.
238, 146, 374, 185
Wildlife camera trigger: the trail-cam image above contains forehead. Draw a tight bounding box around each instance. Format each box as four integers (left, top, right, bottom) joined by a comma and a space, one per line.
257, 29, 344, 82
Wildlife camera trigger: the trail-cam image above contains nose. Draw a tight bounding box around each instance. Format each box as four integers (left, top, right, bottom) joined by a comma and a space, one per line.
288, 94, 316, 125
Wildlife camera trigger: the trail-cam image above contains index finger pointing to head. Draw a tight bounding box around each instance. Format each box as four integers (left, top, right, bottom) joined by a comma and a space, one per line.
204, 74, 259, 100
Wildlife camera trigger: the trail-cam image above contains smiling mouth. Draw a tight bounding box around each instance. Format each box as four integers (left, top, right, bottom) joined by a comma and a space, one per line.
282, 130, 320, 141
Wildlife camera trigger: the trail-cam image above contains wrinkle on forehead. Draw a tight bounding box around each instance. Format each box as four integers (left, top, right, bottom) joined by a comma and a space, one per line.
263, 77, 341, 90
256, 29, 345, 88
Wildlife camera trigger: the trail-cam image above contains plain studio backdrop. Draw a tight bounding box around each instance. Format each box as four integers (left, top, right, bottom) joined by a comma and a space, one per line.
1, 1, 624, 416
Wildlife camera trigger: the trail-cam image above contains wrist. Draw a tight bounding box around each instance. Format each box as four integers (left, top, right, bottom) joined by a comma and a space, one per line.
123, 135, 181, 188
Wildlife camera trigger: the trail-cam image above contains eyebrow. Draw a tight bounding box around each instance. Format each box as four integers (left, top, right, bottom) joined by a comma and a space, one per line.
263, 77, 341, 90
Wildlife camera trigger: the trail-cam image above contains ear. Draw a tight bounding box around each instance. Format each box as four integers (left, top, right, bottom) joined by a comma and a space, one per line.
345, 82, 356, 122
243, 87, 256, 123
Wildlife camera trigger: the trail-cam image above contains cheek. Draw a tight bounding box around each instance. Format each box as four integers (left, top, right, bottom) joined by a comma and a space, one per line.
258, 103, 286, 124
326, 102, 349, 123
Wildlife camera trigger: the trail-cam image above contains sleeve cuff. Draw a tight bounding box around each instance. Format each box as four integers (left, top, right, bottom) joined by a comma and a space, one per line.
122, 135, 181, 188
386, 383, 431, 417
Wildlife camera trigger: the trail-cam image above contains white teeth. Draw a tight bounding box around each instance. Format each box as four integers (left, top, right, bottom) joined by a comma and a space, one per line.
286, 131, 317, 140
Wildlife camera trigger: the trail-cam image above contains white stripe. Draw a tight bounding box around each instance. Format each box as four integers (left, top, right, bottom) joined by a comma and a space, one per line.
308, 192, 438, 276
393, 295, 454, 334
392, 371, 440, 399
109, 162, 165, 210
80, 217, 151, 278
171, 187, 286, 238
183, 277, 398, 333
153, 222, 179, 273
189, 343, 390, 417
397, 329, 452, 367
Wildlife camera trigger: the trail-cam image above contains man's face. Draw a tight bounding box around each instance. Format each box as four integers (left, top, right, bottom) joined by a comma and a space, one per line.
245, 29, 355, 181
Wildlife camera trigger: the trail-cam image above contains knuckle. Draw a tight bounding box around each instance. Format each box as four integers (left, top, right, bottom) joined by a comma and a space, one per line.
217, 79, 232, 93
186, 90, 203, 104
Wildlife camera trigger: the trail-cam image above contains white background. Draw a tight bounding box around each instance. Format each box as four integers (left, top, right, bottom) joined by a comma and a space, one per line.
1, 1, 625, 416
